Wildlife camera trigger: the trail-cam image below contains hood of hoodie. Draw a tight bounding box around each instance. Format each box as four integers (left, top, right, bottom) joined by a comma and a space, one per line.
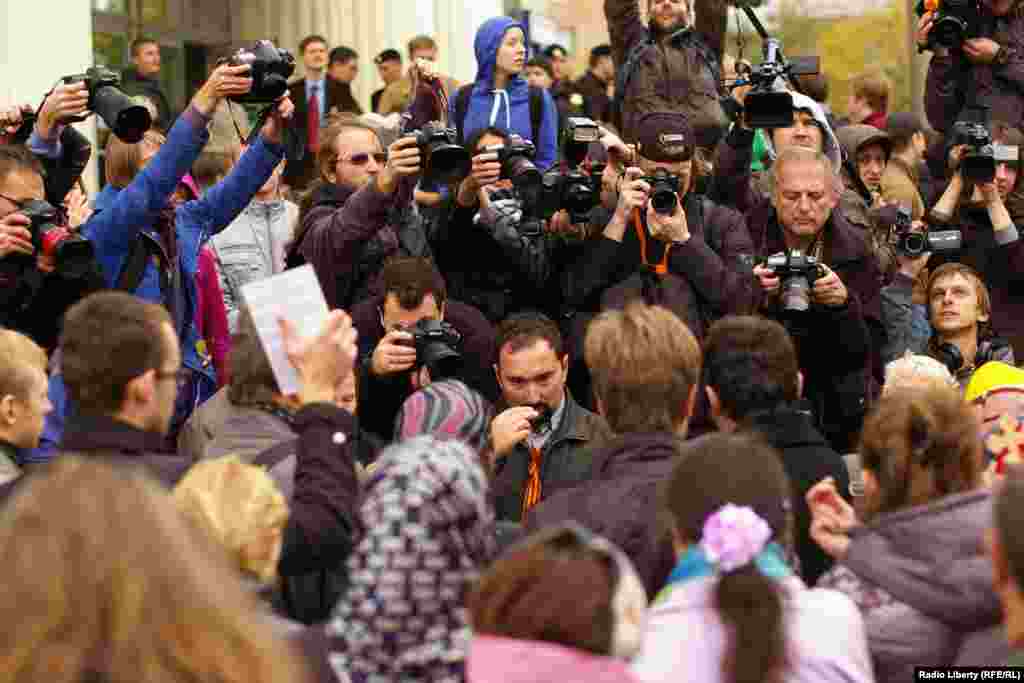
467, 635, 640, 683
836, 124, 891, 201
762, 92, 842, 173
474, 16, 528, 89
465, 16, 534, 137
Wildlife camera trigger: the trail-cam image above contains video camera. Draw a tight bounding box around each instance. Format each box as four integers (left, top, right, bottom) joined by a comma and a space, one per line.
887, 206, 962, 256
914, 0, 982, 50
10, 200, 95, 279
536, 117, 602, 222
952, 106, 996, 183
763, 249, 825, 313
223, 40, 295, 103
398, 318, 464, 380
56, 67, 152, 143
409, 122, 471, 185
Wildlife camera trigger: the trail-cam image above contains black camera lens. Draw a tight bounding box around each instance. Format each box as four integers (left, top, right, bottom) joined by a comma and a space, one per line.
92, 84, 152, 143
563, 177, 596, 215
744, 91, 796, 129
51, 235, 96, 279
505, 154, 542, 191
962, 151, 996, 183
903, 232, 927, 256
425, 142, 471, 184
780, 275, 813, 312
932, 15, 968, 47
650, 187, 677, 215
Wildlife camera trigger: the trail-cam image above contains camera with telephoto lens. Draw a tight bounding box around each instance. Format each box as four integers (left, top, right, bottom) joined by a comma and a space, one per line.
482, 135, 542, 191
223, 40, 295, 103
914, 0, 982, 50
952, 108, 996, 183
409, 122, 471, 185
58, 67, 152, 143
12, 200, 96, 278
399, 318, 463, 380
888, 206, 963, 256
764, 249, 825, 313
735, 39, 821, 129
641, 168, 682, 216
534, 118, 603, 222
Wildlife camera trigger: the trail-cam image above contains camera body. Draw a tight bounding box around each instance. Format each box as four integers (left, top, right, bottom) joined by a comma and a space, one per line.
400, 318, 464, 380
60, 67, 152, 143
739, 39, 821, 129
482, 135, 542, 191
225, 40, 295, 103
889, 206, 963, 256
537, 169, 599, 223
952, 118, 996, 183
17, 200, 95, 278
641, 169, 682, 216
410, 122, 471, 184
562, 116, 601, 167
764, 249, 825, 313
915, 0, 983, 50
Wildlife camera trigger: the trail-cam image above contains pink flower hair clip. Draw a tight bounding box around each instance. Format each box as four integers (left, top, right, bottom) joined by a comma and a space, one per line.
700, 503, 773, 573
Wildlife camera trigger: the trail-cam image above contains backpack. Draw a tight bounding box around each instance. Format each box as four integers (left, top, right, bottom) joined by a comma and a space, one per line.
454, 84, 545, 147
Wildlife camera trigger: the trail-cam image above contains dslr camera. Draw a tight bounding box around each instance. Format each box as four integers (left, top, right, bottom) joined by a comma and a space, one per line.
223, 40, 295, 103
481, 135, 542, 191
763, 249, 825, 313
952, 107, 996, 183
735, 39, 821, 129
59, 67, 152, 143
888, 206, 962, 256
409, 122, 471, 184
536, 117, 602, 222
641, 169, 682, 216
400, 318, 464, 380
914, 0, 982, 50
12, 200, 95, 278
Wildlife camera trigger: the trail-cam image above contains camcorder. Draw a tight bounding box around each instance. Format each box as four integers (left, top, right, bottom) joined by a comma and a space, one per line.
409, 122, 471, 185
641, 169, 682, 216
763, 249, 825, 313
398, 318, 464, 380
536, 117, 602, 222
58, 67, 152, 143
952, 106, 996, 183
887, 206, 962, 256
481, 135, 542, 191
736, 39, 822, 129
223, 40, 295, 103
915, 0, 983, 50
13, 200, 95, 279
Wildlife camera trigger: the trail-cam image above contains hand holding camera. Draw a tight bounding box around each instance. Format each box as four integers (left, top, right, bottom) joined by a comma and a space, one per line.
490, 406, 541, 458
0, 213, 36, 260
36, 81, 91, 140
811, 264, 849, 308
258, 96, 295, 145
377, 136, 423, 195
371, 328, 418, 376
646, 196, 689, 243
963, 37, 1001, 64
192, 63, 254, 116
614, 167, 650, 219
457, 151, 503, 205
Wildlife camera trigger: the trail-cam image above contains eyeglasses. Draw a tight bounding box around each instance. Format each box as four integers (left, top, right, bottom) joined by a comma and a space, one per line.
339, 151, 388, 167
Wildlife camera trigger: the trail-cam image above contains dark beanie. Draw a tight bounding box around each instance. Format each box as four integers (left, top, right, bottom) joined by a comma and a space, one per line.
635, 112, 695, 162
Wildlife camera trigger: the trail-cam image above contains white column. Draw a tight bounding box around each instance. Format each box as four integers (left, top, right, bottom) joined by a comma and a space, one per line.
0, 0, 98, 192
435, 0, 504, 85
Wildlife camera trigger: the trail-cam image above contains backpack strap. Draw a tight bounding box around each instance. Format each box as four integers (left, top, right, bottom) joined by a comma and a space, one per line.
529, 86, 544, 148
116, 236, 158, 293
454, 85, 473, 145
611, 37, 655, 135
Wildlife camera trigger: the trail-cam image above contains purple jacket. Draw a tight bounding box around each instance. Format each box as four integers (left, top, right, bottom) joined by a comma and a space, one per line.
818, 490, 1004, 682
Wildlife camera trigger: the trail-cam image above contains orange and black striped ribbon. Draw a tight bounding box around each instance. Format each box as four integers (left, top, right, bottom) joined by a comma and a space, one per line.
521, 446, 543, 517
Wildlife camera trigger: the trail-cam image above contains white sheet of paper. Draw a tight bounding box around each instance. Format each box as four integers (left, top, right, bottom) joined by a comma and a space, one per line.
241, 265, 329, 396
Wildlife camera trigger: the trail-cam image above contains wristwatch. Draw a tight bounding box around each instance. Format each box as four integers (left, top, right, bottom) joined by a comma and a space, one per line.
996, 45, 1012, 66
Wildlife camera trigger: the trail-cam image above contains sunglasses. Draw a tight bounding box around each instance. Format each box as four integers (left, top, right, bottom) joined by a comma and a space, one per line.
341, 152, 388, 166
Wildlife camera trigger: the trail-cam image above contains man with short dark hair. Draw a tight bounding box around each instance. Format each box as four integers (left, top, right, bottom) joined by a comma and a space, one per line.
881, 112, 928, 220
349, 257, 498, 441
327, 46, 363, 116
121, 37, 172, 131
489, 311, 611, 523
372, 49, 403, 114
573, 44, 615, 123
703, 315, 850, 585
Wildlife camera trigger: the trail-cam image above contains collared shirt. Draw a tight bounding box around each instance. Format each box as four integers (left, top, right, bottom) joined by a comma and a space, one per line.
526, 390, 567, 452
305, 77, 327, 124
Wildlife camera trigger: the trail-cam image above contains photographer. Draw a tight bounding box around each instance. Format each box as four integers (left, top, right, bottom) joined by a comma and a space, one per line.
350, 257, 498, 443
605, 0, 728, 149
436, 126, 555, 323
920, 0, 1024, 135
929, 122, 1024, 357
563, 112, 757, 343
749, 146, 883, 452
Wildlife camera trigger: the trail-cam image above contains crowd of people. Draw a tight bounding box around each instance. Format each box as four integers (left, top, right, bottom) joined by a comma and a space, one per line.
2, 0, 1024, 680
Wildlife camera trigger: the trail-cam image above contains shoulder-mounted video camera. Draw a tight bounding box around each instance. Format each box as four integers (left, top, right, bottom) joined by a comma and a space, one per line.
886, 205, 962, 256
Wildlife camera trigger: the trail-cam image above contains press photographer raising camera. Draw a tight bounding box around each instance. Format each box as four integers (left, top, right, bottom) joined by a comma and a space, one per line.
919, 0, 1024, 135
749, 146, 883, 452
928, 121, 1024, 357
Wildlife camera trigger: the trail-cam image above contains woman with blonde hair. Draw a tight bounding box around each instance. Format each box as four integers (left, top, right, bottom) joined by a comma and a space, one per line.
0, 456, 309, 683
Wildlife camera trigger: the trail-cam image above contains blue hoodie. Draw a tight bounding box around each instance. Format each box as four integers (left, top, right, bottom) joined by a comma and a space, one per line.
449, 16, 559, 170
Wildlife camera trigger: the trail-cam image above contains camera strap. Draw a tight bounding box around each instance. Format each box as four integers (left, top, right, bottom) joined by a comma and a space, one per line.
632, 208, 669, 275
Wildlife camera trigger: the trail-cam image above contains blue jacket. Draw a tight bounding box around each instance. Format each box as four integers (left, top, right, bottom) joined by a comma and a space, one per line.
26, 109, 286, 464
449, 16, 559, 170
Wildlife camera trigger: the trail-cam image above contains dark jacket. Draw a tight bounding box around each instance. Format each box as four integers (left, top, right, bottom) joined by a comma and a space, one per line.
493, 391, 612, 523
563, 195, 757, 342
605, 0, 728, 148
819, 490, 1004, 681
350, 296, 499, 442
284, 76, 364, 189
747, 200, 884, 453
59, 413, 192, 488
573, 71, 613, 124
743, 407, 851, 586
524, 431, 681, 596
120, 69, 173, 131
924, 11, 1024, 134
